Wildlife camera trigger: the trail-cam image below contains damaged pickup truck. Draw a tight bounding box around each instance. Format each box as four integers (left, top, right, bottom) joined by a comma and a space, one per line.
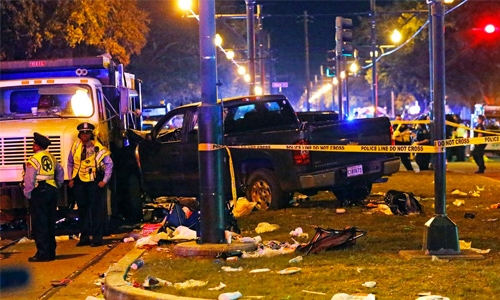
128, 95, 400, 211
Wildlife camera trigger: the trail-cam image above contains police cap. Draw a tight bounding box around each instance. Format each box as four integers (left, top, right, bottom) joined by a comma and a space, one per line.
77, 122, 95, 134
33, 132, 51, 149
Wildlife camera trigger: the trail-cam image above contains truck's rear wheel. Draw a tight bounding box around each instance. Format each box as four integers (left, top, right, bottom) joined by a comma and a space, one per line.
333, 183, 372, 207
246, 169, 285, 211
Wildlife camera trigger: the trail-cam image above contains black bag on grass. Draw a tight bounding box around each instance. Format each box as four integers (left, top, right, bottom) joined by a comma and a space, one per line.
384, 190, 423, 215
296, 227, 366, 255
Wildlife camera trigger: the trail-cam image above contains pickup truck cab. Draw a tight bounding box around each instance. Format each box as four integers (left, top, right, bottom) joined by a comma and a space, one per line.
129, 95, 400, 210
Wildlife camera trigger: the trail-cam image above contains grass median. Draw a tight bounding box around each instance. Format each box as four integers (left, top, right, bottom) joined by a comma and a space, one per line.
128, 170, 500, 300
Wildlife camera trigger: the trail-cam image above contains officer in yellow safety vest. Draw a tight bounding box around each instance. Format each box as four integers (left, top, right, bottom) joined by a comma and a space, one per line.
23, 132, 64, 262
68, 123, 113, 247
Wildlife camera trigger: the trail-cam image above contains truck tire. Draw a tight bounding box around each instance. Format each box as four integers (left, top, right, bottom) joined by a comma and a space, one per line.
333, 183, 372, 207
246, 169, 285, 211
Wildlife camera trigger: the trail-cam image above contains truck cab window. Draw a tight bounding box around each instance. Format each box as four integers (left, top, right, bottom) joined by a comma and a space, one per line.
157, 113, 184, 142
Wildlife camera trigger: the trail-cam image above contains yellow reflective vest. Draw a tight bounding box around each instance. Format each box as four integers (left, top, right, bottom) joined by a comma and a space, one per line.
28, 150, 57, 188
70, 140, 110, 182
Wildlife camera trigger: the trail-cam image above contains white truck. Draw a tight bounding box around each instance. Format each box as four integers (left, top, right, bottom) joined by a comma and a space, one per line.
471, 104, 500, 154
0, 56, 144, 223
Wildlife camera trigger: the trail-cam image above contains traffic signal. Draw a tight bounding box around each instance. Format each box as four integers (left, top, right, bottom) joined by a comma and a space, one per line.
484, 24, 498, 34
335, 17, 354, 56
325, 50, 336, 77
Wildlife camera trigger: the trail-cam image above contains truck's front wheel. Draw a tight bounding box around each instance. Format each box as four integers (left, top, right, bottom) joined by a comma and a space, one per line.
246, 169, 285, 211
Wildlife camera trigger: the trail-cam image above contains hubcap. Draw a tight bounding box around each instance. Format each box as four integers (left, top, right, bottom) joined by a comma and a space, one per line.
250, 179, 271, 210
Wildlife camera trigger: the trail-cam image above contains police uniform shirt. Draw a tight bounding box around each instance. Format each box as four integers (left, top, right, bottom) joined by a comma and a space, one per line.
23, 150, 64, 199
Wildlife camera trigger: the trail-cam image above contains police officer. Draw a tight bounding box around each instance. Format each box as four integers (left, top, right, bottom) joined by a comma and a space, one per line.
23, 132, 64, 262
413, 115, 431, 171
392, 114, 414, 171
472, 115, 487, 173
68, 123, 113, 247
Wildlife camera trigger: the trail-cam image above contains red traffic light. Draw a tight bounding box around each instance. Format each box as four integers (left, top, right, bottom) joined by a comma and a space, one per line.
484, 24, 497, 34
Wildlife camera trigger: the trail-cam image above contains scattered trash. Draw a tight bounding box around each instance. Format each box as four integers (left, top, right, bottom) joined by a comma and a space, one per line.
277, 267, 301, 275
208, 282, 226, 291
452, 200, 465, 207
218, 291, 242, 300
221, 266, 243, 272
336, 208, 346, 214
50, 278, 72, 287
464, 212, 475, 219
249, 268, 271, 273
85, 296, 102, 300
490, 203, 500, 209
142, 275, 172, 288
141, 222, 164, 237
237, 235, 262, 243
384, 190, 423, 215
216, 250, 243, 259
296, 227, 366, 255
231, 197, 256, 218
17, 237, 33, 243
415, 295, 450, 300
130, 258, 144, 270
174, 279, 208, 289
255, 222, 280, 234
55, 235, 70, 242
470, 248, 491, 254
302, 290, 326, 295
288, 255, 303, 263
123, 237, 135, 243
362, 281, 377, 288
476, 185, 484, 191
331, 293, 376, 300
431, 256, 449, 262
226, 256, 238, 262
469, 191, 480, 197
224, 230, 232, 244
451, 189, 467, 196
459, 240, 472, 249
289, 227, 303, 237
485, 218, 498, 222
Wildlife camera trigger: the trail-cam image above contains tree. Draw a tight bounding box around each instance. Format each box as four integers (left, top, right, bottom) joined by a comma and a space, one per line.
0, 0, 149, 65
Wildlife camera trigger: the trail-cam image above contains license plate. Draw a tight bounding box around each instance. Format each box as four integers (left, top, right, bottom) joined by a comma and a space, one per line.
347, 165, 363, 177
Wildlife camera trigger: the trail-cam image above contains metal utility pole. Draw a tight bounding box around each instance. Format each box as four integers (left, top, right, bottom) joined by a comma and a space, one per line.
257, 5, 266, 92
370, 0, 378, 117
198, 0, 225, 244
423, 0, 460, 255
246, 0, 256, 95
304, 10, 311, 111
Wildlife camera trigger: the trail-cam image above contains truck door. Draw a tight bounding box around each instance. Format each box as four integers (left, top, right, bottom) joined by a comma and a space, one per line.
139, 111, 185, 198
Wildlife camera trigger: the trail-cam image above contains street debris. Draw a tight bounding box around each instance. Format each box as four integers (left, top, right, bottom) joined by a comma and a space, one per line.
362, 281, 377, 288
302, 290, 326, 295
221, 266, 243, 272
50, 278, 72, 287
231, 197, 256, 218
331, 293, 376, 300
288, 255, 303, 263
452, 199, 465, 206
142, 275, 172, 288
208, 282, 226, 291
218, 291, 242, 300
277, 267, 301, 275
173, 279, 208, 289
451, 189, 467, 196
254, 222, 280, 233
249, 268, 271, 273
415, 295, 450, 300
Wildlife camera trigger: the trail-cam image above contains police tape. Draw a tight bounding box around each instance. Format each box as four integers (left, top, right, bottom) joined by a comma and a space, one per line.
198, 135, 500, 154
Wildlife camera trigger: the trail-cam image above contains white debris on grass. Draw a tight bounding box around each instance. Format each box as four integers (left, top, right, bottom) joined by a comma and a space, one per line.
208, 282, 226, 291
221, 266, 243, 272
255, 222, 280, 233
174, 279, 208, 289
331, 293, 376, 300
362, 281, 377, 288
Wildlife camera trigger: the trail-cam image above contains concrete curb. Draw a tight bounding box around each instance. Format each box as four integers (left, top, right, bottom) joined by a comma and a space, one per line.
103, 248, 212, 300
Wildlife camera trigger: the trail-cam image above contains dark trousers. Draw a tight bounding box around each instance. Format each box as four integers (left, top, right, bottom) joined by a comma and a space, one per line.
416, 153, 431, 171
472, 144, 486, 171
73, 178, 106, 243
29, 184, 58, 259
396, 153, 413, 171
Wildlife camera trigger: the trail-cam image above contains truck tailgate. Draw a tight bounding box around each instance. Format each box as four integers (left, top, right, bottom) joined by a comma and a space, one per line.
307, 117, 395, 169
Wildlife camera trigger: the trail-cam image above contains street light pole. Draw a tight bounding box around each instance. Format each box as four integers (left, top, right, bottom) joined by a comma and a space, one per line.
197, 0, 225, 244
370, 0, 378, 117
304, 11, 311, 111
246, 0, 256, 95
423, 0, 460, 255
